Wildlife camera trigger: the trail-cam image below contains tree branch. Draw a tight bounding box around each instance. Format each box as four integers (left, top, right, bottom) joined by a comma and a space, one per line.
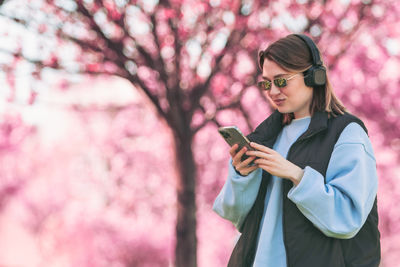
148, 14, 170, 88
75, 1, 123, 62
127, 75, 170, 123
167, 16, 182, 88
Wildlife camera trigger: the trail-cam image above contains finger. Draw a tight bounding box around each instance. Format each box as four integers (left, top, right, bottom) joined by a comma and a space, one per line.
233, 146, 247, 163
240, 165, 259, 175
229, 144, 239, 157
254, 158, 269, 165
246, 150, 273, 159
254, 160, 276, 170
250, 142, 275, 153
236, 156, 256, 170
239, 162, 259, 174
257, 164, 274, 174
242, 155, 256, 166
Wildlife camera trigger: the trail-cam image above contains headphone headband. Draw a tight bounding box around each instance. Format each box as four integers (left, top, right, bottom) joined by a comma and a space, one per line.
294, 34, 323, 66
294, 34, 326, 87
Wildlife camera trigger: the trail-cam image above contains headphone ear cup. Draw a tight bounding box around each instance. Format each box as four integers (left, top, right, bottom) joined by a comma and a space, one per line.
313, 66, 327, 86
303, 66, 326, 87
303, 68, 314, 87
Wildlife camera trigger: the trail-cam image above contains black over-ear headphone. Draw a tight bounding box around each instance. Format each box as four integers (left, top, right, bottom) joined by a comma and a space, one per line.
294, 34, 327, 87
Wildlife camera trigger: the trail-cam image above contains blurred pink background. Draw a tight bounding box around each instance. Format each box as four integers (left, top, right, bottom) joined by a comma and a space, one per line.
0, 0, 399, 266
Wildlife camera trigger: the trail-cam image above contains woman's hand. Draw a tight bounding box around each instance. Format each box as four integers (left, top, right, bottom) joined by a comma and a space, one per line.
246, 142, 304, 185
230, 144, 258, 176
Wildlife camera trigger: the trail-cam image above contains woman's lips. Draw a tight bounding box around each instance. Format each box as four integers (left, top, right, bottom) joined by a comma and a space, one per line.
273, 99, 285, 106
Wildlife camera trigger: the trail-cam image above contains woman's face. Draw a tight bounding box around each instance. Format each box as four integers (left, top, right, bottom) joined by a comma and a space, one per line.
262, 59, 314, 119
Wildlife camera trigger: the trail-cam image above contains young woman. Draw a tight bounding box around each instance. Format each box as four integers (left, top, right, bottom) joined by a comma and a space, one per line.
213, 34, 380, 267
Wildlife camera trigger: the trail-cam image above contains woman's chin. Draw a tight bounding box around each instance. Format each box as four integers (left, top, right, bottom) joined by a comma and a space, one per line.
276, 106, 291, 114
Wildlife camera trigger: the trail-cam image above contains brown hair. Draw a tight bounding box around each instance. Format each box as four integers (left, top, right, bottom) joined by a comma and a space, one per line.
259, 34, 346, 124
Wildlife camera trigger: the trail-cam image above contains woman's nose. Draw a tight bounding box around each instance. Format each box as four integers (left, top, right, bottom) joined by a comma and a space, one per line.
269, 84, 281, 95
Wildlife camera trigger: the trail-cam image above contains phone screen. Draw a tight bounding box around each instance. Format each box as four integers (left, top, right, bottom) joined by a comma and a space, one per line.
218, 126, 254, 161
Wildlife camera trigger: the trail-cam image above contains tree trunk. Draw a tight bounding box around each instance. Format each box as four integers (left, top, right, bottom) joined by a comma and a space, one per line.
173, 130, 197, 267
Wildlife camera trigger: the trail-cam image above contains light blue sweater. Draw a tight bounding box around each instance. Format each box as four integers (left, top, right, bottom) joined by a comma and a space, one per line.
213, 118, 378, 267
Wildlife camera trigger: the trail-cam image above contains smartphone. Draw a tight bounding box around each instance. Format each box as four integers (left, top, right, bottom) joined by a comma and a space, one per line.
218, 126, 254, 161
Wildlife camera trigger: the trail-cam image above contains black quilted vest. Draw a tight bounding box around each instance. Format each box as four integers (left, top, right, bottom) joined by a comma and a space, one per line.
228, 111, 380, 267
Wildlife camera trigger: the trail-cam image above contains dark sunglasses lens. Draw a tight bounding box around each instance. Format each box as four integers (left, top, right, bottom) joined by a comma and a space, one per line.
274, 78, 287, 88
258, 81, 271, 90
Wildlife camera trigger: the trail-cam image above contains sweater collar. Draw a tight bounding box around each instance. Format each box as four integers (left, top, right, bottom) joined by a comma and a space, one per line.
269, 110, 329, 140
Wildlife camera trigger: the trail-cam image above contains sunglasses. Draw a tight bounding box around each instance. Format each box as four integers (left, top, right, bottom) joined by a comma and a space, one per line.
257, 73, 300, 91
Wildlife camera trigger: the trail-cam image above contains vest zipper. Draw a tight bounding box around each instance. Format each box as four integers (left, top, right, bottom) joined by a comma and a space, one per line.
282, 140, 301, 267
282, 130, 321, 267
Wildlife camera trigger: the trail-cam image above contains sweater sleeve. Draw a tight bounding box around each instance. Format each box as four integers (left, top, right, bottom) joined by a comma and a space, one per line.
287, 122, 378, 239
212, 159, 263, 230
